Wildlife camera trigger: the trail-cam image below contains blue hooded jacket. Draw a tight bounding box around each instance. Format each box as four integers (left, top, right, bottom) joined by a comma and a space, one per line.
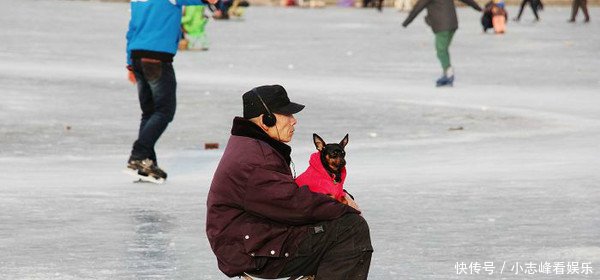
126, 0, 205, 65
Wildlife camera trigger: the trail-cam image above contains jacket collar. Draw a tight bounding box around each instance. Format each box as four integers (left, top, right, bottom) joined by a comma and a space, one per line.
231, 117, 292, 165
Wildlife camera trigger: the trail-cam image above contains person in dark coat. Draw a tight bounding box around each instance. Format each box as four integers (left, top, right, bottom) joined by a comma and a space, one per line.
206, 85, 373, 279
402, 0, 482, 87
482, 1, 495, 32
568, 0, 590, 23
363, 0, 384, 11
513, 0, 543, 22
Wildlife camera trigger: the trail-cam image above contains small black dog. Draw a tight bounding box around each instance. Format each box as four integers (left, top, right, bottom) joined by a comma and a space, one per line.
295, 133, 349, 203
313, 133, 348, 183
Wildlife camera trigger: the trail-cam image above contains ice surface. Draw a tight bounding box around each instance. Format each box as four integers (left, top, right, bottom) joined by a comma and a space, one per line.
0, 0, 599, 279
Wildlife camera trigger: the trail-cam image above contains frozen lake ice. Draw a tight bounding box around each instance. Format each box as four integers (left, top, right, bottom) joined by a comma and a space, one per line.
0, 0, 599, 279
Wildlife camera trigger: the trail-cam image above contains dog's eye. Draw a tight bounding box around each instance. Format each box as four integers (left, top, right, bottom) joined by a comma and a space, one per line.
330, 150, 343, 157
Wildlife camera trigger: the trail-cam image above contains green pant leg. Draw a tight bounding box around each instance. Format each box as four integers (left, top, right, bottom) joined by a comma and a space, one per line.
198, 9, 208, 34
434, 30, 456, 71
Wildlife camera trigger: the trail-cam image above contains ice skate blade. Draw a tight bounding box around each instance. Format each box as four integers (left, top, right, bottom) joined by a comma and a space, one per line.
187, 47, 209, 51
122, 169, 165, 184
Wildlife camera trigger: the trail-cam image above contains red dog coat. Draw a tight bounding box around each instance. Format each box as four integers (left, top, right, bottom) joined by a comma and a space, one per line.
296, 152, 347, 202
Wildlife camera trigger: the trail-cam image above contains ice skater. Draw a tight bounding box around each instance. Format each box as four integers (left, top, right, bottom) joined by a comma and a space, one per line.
482, 0, 508, 33
125, 0, 216, 183
181, 6, 210, 51
568, 0, 590, 23
206, 85, 372, 279
513, 0, 543, 22
213, 0, 247, 19
402, 0, 482, 87
363, 0, 384, 11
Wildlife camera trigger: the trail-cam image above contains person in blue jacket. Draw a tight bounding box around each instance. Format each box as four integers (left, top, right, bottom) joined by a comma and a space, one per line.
125, 0, 216, 183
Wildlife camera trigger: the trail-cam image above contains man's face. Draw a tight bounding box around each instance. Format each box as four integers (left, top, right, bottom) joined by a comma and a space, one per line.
268, 113, 297, 143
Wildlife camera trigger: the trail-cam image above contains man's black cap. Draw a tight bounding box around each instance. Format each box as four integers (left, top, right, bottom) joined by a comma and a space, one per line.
242, 85, 305, 119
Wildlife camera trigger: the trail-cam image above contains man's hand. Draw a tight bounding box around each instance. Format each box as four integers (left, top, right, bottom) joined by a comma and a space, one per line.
207, 0, 218, 4
126, 65, 136, 85
345, 194, 361, 212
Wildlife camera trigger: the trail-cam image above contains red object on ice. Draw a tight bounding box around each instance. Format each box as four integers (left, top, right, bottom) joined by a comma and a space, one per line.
205, 143, 219, 150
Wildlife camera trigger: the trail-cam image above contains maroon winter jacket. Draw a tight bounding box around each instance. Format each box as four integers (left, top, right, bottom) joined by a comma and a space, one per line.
206, 117, 358, 277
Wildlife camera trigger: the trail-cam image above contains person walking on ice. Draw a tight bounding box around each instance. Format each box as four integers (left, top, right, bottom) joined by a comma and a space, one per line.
125, 0, 217, 183
513, 0, 543, 22
402, 0, 482, 87
568, 0, 590, 23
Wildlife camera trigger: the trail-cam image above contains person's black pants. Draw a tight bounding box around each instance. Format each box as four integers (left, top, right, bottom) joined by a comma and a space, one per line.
516, 0, 539, 20
570, 0, 590, 21
278, 214, 373, 279
130, 58, 177, 163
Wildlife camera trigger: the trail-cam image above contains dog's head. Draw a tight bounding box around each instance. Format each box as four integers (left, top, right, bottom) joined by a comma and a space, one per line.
313, 133, 349, 181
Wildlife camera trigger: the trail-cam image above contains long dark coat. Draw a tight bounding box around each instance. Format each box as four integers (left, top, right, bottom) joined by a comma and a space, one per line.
403, 0, 482, 33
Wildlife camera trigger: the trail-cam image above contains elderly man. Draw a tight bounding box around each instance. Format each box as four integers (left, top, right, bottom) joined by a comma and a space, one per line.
206, 85, 373, 279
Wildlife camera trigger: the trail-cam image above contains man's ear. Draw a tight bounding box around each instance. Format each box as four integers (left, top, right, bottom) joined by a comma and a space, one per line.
252, 115, 271, 132
313, 133, 325, 151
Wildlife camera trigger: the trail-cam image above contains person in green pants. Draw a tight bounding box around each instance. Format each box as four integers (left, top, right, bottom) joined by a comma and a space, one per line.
181, 6, 209, 50
402, 0, 482, 87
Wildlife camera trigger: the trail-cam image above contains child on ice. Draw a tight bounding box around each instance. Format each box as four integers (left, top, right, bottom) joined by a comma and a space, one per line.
181, 6, 210, 50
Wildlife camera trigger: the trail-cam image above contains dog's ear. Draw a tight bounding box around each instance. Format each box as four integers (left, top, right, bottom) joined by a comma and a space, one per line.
339, 134, 349, 149
313, 133, 325, 151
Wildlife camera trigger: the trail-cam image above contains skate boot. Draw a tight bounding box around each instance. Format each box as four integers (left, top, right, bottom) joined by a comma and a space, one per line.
436, 67, 454, 87
436, 75, 454, 87
126, 158, 167, 184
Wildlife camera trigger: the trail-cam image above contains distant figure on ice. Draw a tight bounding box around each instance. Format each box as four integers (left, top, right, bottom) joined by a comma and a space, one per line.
402, 0, 482, 87
363, 0, 384, 11
206, 85, 372, 279
213, 0, 247, 20
297, 0, 326, 8
513, 0, 543, 22
125, 0, 216, 183
181, 6, 210, 50
395, 0, 414, 12
482, 0, 508, 33
568, 0, 590, 23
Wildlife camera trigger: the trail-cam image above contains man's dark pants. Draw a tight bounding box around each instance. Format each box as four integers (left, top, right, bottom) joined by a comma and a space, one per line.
130, 58, 177, 163
254, 214, 373, 279
570, 0, 590, 21
516, 0, 540, 20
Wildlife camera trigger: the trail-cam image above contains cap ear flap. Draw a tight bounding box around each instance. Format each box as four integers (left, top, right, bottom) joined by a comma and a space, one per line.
339, 134, 349, 149
313, 133, 325, 151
